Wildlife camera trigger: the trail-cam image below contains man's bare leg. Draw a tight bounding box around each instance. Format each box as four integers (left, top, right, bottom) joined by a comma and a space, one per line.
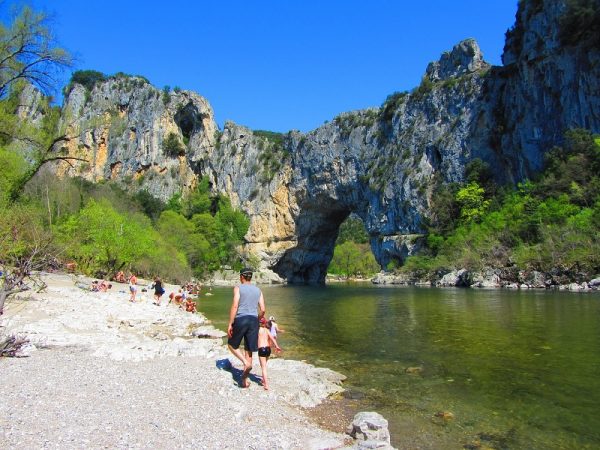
228, 345, 252, 387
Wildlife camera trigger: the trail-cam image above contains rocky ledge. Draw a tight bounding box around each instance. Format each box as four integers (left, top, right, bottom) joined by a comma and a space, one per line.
0, 272, 394, 449
373, 268, 600, 292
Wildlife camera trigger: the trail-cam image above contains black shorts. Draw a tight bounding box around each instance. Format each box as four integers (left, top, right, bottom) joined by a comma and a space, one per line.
227, 315, 259, 352
258, 347, 271, 358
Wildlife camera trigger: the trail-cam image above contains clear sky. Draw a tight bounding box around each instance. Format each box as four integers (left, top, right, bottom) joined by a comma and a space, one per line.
21, 1, 518, 133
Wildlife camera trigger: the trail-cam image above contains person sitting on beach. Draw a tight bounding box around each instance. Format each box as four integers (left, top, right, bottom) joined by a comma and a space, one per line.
170, 288, 184, 306
115, 271, 126, 283
184, 297, 197, 313
128, 274, 138, 302
257, 317, 282, 390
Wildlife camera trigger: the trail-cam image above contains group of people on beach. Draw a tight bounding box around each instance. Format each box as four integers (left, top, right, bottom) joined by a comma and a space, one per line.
103, 273, 199, 315
227, 267, 283, 390
100, 266, 284, 389
90, 280, 112, 292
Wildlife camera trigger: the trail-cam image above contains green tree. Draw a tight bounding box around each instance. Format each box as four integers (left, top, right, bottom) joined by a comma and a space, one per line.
330, 241, 362, 278
163, 132, 185, 157
190, 212, 220, 270
0, 204, 56, 315
56, 199, 153, 276
428, 180, 460, 236
456, 182, 490, 223
0, 147, 27, 206
336, 216, 369, 244
214, 195, 250, 267
0, 5, 72, 98
134, 189, 165, 222
157, 210, 212, 276
183, 177, 212, 218
65, 70, 106, 94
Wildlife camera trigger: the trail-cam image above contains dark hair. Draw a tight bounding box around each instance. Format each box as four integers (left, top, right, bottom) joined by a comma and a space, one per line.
240, 268, 253, 281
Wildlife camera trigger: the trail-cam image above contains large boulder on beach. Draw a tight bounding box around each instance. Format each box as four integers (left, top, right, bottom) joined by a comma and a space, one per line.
268, 359, 346, 408
346, 411, 393, 449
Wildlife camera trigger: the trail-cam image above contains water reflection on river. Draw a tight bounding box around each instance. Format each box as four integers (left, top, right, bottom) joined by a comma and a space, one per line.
198, 284, 600, 449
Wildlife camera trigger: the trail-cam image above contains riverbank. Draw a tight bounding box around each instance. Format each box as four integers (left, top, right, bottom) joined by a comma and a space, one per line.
0, 272, 391, 449
373, 268, 600, 292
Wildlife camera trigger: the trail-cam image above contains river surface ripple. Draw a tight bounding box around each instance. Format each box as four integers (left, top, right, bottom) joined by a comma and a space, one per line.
198, 284, 600, 449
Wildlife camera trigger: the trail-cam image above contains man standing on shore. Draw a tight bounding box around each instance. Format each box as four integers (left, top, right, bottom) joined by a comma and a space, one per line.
227, 268, 265, 388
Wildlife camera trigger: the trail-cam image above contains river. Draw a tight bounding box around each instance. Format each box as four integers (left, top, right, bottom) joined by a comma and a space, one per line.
198, 283, 600, 449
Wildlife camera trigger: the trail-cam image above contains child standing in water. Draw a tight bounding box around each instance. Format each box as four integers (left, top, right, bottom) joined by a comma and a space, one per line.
257, 317, 282, 390
268, 315, 284, 341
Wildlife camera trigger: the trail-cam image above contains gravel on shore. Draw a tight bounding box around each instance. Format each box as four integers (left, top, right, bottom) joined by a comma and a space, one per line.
0, 273, 356, 449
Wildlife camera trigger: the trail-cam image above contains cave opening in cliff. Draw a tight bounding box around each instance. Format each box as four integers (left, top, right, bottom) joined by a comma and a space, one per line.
174, 103, 201, 141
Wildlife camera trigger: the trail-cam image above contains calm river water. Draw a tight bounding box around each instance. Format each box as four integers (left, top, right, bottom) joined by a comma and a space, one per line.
198, 284, 600, 449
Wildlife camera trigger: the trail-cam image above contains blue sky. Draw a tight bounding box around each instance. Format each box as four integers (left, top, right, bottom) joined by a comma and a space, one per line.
22, 1, 517, 133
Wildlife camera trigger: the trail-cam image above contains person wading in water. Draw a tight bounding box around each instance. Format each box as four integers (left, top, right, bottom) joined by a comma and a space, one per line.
227, 268, 265, 388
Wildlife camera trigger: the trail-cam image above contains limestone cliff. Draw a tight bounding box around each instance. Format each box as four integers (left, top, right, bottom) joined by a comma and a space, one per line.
43, 0, 599, 283
56, 77, 216, 199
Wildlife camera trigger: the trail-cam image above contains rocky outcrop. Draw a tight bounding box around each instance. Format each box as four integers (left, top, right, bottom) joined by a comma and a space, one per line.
372, 268, 600, 292
346, 412, 394, 449
56, 77, 216, 200
40, 0, 599, 284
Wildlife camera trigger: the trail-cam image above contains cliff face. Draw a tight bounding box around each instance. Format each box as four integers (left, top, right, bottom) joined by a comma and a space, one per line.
47, 0, 599, 283
56, 78, 217, 199
493, 0, 600, 179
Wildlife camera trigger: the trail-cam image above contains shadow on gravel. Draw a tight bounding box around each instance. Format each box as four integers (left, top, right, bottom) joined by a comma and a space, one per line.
216, 358, 262, 388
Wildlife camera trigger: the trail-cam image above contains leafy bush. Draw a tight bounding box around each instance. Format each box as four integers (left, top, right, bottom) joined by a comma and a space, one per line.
329, 241, 380, 278
0, 148, 27, 207
411, 77, 434, 100
378, 91, 408, 123
336, 216, 369, 245
559, 0, 600, 49
163, 132, 185, 157
254, 130, 289, 184
65, 70, 106, 95
162, 85, 171, 105
55, 199, 154, 275
134, 189, 166, 222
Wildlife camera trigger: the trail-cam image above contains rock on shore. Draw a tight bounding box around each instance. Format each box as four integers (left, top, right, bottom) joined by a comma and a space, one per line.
0, 272, 388, 449
373, 269, 600, 292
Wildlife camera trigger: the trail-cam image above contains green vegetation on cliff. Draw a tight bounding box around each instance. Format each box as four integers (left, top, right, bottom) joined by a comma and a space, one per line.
401, 129, 600, 280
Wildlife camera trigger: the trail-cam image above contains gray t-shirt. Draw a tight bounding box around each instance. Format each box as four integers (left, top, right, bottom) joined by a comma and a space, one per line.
236, 284, 261, 318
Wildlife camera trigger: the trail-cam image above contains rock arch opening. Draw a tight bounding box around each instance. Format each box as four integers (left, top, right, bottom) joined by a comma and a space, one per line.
273, 206, 353, 284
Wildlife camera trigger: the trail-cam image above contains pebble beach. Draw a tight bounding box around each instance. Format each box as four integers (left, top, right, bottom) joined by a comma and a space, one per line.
0, 272, 376, 449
